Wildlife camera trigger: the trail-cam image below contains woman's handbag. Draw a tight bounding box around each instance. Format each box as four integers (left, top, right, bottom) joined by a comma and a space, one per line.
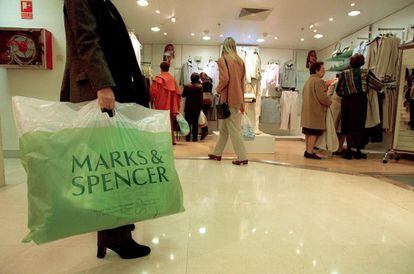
216, 58, 231, 119
203, 92, 213, 105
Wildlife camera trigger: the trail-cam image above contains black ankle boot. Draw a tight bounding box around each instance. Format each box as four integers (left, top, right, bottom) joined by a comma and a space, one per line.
342, 150, 353, 160
97, 225, 151, 259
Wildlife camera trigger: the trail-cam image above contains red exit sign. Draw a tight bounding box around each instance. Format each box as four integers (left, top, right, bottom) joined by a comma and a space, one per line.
21, 1, 33, 19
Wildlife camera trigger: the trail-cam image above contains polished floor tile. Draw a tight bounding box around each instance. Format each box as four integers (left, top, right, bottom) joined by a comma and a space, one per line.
1, 159, 414, 274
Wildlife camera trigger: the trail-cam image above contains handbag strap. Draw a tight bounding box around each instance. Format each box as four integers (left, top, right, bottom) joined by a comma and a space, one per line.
223, 57, 230, 104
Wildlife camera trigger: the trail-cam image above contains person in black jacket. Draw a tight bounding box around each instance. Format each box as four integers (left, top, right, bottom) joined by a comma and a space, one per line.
182, 73, 203, 141
62, 0, 150, 259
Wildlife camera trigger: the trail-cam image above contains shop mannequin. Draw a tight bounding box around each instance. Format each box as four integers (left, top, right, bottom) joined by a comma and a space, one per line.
306, 50, 318, 71
163, 44, 175, 65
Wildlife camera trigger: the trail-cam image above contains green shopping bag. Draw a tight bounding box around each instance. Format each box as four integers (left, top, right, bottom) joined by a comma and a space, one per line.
12, 97, 185, 244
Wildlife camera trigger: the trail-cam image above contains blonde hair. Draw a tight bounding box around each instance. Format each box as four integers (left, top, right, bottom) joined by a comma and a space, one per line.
222, 37, 243, 64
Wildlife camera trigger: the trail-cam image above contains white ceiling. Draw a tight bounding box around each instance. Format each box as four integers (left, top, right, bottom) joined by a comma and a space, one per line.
112, 0, 414, 50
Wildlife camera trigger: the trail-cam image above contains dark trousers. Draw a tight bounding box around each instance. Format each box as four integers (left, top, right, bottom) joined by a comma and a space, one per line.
185, 112, 199, 141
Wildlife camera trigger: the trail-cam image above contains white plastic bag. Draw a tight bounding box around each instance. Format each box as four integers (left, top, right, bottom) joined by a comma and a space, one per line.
176, 114, 190, 135
12, 96, 184, 244
316, 109, 339, 152
241, 113, 255, 141
198, 111, 207, 128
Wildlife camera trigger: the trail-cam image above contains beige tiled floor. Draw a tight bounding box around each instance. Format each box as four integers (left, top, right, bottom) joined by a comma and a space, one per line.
1, 158, 414, 273
174, 138, 414, 175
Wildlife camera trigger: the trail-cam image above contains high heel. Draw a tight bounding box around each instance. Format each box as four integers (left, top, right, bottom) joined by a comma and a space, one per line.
208, 154, 222, 161
97, 245, 107, 259
97, 225, 151, 260
232, 160, 248, 166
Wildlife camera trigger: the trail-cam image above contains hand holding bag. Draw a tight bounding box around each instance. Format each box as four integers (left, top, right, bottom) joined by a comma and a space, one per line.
241, 113, 255, 141
198, 110, 207, 128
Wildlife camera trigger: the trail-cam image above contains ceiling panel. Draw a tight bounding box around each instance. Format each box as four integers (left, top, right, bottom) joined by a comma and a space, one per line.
113, 0, 414, 49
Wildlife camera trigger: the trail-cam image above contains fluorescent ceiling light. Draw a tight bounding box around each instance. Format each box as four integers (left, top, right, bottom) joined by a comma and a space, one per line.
256, 38, 265, 43
203, 35, 211, 41
314, 34, 324, 39
137, 0, 149, 7
151, 26, 160, 32
348, 10, 361, 16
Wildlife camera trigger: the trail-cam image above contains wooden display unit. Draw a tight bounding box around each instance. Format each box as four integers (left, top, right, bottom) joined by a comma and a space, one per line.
0, 27, 53, 70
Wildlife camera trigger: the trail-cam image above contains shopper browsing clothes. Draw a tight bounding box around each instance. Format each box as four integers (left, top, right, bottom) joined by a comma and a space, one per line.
301, 62, 332, 159
208, 37, 248, 165
61, 0, 150, 259
200, 72, 214, 140
336, 54, 383, 160
150, 61, 181, 145
182, 73, 203, 142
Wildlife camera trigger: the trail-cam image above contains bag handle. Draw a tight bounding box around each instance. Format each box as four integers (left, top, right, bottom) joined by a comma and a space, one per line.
223, 57, 230, 104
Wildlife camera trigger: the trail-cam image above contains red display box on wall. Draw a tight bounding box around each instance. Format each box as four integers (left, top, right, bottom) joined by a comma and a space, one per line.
0, 28, 52, 70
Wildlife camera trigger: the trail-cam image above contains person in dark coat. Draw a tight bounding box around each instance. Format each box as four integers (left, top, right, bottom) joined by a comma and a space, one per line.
61, 0, 150, 260
182, 73, 203, 141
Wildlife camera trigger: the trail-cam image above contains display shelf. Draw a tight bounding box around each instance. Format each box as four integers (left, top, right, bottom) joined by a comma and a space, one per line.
325, 49, 354, 62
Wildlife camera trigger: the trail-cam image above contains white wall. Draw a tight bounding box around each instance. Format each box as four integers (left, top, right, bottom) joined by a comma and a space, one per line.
0, 0, 66, 153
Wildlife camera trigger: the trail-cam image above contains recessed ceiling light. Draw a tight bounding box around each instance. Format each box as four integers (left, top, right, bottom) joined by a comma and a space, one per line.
220, 34, 224, 37
313, 29, 317, 33
191, 33, 195, 36
163, 32, 167, 36
351, 3, 356, 6
256, 38, 265, 43
171, 17, 176, 23
248, 35, 252, 39
151, 26, 160, 32
309, 24, 314, 29
155, 9, 160, 14
137, 0, 149, 7
274, 36, 279, 40
203, 35, 211, 41
329, 17, 334, 21
300, 38, 305, 41
314, 34, 324, 39
348, 10, 361, 16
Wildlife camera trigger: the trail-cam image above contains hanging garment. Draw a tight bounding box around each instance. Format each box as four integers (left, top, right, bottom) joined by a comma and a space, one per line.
260, 98, 281, 124
316, 109, 339, 152
362, 70, 384, 128
280, 62, 297, 89
180, 61, 199, 86
245, 49, 261, 83
280, 91, 299, 130
203, 61, 219, 95
129, 32, 142, 66
367, 36, 401, 82
261, 64, 280, 97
